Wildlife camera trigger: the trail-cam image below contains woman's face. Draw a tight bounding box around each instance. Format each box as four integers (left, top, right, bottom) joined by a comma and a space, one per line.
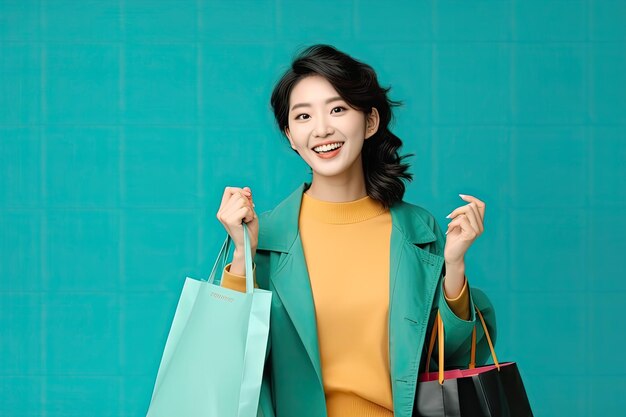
284, 75, 379, 179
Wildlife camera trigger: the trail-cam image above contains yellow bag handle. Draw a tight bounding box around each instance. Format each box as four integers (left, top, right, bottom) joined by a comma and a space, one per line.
424, 306, 499, 385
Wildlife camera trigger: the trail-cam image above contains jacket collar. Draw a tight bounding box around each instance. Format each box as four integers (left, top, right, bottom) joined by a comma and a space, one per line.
258, 181, 437, 252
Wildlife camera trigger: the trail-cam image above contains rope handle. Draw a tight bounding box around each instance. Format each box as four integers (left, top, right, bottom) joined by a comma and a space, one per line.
424, 305, 499, 384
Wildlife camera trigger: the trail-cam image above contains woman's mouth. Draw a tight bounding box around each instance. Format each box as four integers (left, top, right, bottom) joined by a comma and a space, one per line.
312, 142, 344, 159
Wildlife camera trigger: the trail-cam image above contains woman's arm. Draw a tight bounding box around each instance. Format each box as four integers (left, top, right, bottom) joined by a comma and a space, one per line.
430, 213, 497, 367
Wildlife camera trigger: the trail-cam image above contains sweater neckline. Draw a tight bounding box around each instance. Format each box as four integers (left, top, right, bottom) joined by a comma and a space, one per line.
300, 190, 388, 224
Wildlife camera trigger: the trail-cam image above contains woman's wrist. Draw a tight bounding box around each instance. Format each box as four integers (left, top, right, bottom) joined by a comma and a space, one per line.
233, 247, 257, 261
443, 261, 466, 299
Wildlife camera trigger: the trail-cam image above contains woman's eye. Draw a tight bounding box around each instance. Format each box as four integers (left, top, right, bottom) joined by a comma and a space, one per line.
294, 107, 345, 120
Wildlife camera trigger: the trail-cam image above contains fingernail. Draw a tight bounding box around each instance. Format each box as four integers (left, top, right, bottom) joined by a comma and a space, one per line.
445, 230, 449, 235
445, 214, 451, 218
459, 194, 466, 198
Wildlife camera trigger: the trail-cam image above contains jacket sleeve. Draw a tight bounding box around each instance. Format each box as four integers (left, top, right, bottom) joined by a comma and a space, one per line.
429, 214, 498, 369
219, 250, 276, 417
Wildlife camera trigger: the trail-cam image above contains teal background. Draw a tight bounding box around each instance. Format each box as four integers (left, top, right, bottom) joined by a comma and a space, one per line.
1, 1, 625, 416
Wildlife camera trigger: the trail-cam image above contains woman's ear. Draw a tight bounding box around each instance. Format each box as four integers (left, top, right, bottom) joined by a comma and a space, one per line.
284, 126, 296, 150
365, 107, 380, 139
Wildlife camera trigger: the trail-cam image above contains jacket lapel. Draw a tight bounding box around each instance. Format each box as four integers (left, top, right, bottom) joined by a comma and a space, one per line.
257, 182, 444, 417
388, 201, 444, 417
256, 182, 324, 385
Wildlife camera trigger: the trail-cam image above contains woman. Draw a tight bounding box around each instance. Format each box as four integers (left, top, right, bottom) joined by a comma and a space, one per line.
216, 44, 495, 417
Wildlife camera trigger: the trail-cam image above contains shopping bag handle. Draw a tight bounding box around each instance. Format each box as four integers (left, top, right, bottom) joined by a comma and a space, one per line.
424, 306, 499, 384
206, 222, 255, 293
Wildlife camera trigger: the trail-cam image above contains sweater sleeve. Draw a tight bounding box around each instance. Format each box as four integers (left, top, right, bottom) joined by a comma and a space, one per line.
220, 261, 258, 293
443, 275, 470, 321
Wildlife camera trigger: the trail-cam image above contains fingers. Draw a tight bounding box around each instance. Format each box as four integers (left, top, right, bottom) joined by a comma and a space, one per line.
446, 196, 485, 225
445, 194, 486, 236
461, 204, 482, 234
446, 214, 476, 237
235, 204, 255, 224
220, 186, 251, 208
215, 186, 259, 257
228, 194, 254, 223
446, 204, 479, 229
217, 186, 255, 226
242, 187, 253, 206
446, 215, 462, 235
459, 194, 485, 223
446, 213, 477, 237
467, 203, 482, 232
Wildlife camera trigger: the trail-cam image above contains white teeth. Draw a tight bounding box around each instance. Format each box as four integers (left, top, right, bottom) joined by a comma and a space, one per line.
313, 142, 343, 153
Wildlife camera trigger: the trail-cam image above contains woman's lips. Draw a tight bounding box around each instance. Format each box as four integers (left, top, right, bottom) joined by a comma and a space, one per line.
313, 142, 344, 159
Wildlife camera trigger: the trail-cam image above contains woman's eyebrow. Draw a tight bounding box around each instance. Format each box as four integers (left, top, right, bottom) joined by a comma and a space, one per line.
290, 96, 343, 111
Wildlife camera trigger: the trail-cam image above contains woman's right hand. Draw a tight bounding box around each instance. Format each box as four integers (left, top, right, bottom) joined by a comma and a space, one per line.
216, 186, 258, 259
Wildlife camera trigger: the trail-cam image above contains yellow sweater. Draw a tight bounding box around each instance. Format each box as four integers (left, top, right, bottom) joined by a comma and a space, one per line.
221, 192, 469, 417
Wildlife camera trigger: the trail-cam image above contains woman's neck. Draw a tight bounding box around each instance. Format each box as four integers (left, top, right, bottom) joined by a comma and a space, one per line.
304, 175, 368, 203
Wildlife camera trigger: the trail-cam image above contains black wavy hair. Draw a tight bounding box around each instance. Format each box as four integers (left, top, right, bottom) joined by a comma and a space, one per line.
270, 44, 414, 209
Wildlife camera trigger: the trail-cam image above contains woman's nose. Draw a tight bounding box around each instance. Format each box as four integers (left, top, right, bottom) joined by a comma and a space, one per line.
313, 119, 334, 137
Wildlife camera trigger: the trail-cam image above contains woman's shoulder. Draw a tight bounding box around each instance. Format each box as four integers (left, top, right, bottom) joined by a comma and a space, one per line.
386, 199, 444, 248
393, 199, 439, 227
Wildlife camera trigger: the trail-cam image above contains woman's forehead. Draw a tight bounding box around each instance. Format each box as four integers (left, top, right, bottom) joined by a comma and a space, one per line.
289, 75, 340, 105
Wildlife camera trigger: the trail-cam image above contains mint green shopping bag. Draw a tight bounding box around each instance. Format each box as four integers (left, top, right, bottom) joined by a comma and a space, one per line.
146, 222, 272, 417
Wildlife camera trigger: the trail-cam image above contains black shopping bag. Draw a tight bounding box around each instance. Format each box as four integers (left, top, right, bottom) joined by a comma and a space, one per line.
414, 308, 533, 417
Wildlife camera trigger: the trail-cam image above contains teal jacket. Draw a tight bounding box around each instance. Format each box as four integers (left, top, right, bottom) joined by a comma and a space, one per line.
238, 182, 496, 417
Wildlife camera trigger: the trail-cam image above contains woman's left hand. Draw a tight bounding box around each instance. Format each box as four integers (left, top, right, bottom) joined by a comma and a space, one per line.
443, 194, 486, 266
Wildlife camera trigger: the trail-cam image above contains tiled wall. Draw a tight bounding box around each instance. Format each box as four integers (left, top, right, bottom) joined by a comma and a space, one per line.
1, 1, 625, 416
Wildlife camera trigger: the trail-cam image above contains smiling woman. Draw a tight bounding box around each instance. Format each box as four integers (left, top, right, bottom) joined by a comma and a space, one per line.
216, 44, 496, 417
284, 76, 377, 172
270, 45, 414, 208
